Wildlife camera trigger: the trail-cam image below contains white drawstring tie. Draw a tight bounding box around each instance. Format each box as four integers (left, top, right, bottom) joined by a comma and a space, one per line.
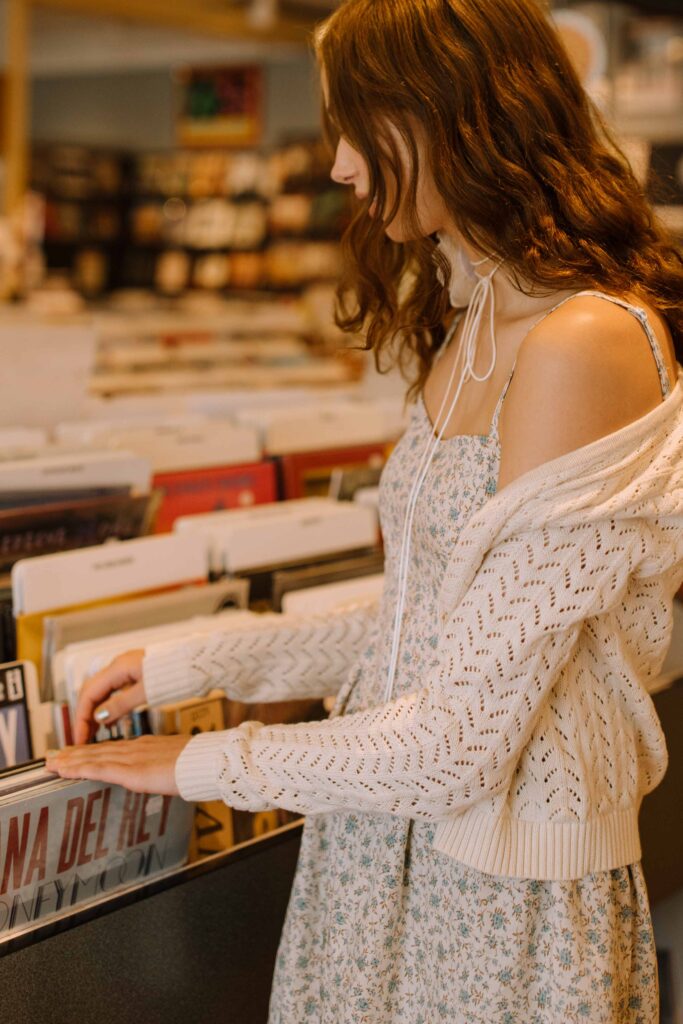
383, 252, 504, 704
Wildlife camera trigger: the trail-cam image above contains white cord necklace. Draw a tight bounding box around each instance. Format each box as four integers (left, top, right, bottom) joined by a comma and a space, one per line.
383, 252, 504, 704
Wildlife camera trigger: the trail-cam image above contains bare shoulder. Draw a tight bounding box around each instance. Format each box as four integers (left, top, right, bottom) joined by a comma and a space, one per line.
496, 293, 677, 493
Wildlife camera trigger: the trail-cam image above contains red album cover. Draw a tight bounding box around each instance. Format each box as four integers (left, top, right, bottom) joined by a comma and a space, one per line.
278, 443, 390, 501
152, 461, 277, 533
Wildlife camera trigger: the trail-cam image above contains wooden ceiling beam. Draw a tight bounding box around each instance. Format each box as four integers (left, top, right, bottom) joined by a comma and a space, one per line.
31, 0, 317, 46
4, 0, 30, 215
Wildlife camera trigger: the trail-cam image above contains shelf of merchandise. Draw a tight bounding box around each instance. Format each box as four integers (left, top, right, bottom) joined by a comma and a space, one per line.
32, 139, 352, 299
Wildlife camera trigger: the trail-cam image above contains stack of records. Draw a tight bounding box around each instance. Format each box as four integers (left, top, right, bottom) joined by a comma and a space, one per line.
0, 759, 193, 945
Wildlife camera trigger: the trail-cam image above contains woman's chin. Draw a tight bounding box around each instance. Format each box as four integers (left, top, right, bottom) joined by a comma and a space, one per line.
382, 221, 427, 244
367, 203, 412, 241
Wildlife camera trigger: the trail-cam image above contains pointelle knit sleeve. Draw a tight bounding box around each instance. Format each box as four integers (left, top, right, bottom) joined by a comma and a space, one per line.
173, 518, 651, 816
142, 594, 381, 707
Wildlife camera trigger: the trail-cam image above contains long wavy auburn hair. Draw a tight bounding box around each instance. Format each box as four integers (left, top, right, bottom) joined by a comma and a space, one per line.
313, 0, 683, 401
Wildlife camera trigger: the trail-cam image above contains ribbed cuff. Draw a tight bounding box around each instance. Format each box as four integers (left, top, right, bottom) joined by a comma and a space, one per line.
175, 730, 228, 802
142, 641, 196, 708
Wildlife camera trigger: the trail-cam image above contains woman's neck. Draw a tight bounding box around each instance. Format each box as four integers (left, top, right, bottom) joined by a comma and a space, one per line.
455, 234, 578, 326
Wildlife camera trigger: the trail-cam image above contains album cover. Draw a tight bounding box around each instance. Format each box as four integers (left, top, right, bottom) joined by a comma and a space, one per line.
328, 464, 384, 502
271, 550, 385, 613
0, 582, 15, 666
278, 444, 388, 500
54, 608, 260, 712
0, 762, 193, 943
152, 461, 276, 534
0, 663, 34, 770
0, 486, 131, 510
41, 577, 249, 701
0, 493, 159, 575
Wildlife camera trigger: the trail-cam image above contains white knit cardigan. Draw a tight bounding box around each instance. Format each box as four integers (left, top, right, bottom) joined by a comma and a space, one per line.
143, 364, 683, 880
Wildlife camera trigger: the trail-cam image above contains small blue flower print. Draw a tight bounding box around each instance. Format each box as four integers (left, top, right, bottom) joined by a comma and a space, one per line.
266, 419, 658, 1024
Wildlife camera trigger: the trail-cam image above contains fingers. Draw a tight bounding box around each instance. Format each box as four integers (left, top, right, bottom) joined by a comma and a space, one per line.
48, 753, 134, 788
92, 680, 146, 734
73, 649, 146, 746
45, 736, 186, 797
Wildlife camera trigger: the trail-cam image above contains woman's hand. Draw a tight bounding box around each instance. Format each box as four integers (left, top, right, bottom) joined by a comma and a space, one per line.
73, 648, 147, 746
44, 734, 192, 796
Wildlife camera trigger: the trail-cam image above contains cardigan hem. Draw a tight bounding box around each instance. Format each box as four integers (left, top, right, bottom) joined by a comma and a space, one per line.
432, 806, 641, 880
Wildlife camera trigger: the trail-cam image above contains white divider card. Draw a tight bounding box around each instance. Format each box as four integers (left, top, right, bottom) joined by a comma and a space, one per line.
54, 419, 262, 473
0, 449, 151, 495
174, 497, 379, 574
354, 395, 411, 441
0, 322, 96, 431
233, 401, 389, 454
12, 533, 210, 617
184, 386, 346, 418
353, 486, 380, 511
281, 573, 385, 616
0, 429, 48, 460
80, 391, 185, 421
54, 414, 206, 444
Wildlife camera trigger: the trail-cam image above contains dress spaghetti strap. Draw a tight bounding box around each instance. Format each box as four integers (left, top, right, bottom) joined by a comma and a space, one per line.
524, 290, 672, 399
489, 289, 672, 438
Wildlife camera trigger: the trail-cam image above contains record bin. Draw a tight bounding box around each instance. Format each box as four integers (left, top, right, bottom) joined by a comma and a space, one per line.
0, 800, 303, 1024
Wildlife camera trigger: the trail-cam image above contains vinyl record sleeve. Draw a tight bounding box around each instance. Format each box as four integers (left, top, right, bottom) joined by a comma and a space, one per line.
0, 492, 158, 575
152, 461, 276, 533
271, 549, 385, 612
0, 662, 35, 770
0, 764, 193, 943
41, 578, 249, 700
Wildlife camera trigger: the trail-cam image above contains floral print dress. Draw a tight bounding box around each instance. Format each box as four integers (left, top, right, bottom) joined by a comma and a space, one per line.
267, 320, 660, 1024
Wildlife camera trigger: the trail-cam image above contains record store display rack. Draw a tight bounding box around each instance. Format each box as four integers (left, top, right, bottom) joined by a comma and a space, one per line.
0, 379, 398, 1022
32, 138, 351, 298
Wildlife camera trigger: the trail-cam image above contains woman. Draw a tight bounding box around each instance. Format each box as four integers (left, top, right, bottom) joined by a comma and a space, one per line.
47, 1, 683, 1021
